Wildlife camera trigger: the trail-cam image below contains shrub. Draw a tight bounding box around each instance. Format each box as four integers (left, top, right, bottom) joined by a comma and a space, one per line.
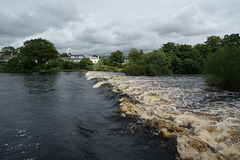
183, 58, 202, 74
145, 64, 161, 76
61, 61, 74, 69
50, 67, 61, 72
32, 65, 41, 72
204, 45, 240, 91
79, 58, 93, 70
123, 63, 146, 76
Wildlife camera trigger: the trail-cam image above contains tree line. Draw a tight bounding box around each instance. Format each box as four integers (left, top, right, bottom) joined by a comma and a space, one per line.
121, 33, 240, 91
1, 33, 240, 91
2, 38, 94, 73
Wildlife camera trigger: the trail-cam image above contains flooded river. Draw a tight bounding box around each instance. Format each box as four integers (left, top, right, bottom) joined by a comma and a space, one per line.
86, 71, 240, 160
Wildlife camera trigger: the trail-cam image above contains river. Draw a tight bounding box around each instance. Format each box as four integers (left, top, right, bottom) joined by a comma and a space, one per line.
0, 72, 176, 160
86, 71, 240, 160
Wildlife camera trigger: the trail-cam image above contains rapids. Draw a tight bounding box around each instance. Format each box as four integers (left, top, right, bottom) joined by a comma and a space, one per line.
86, 71, 240, 160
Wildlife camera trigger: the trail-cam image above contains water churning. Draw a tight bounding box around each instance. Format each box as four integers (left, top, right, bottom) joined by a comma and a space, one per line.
86, 71, 240, 160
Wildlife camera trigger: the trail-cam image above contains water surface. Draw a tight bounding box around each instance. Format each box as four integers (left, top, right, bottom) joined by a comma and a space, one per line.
0, 72, 176, 160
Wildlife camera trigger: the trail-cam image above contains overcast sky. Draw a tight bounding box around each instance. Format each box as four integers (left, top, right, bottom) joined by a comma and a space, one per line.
0, 0, 239, 56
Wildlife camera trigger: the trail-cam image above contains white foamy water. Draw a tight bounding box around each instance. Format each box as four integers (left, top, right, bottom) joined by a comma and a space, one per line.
86, 71, 240, 160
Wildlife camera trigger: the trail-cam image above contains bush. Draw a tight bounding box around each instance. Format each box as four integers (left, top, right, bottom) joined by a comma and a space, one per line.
79, 58, 93, 70
61, 61, 74, 69
123, 63, 146, 76
5, 57, 25, 73
4, 57, 19, 73
50, 67, 61, 72
47, 59, 62, 69
145, 64, 161, 76
32, 65, 41, 72
183, 58, 202, 74
204, 45, 240, 91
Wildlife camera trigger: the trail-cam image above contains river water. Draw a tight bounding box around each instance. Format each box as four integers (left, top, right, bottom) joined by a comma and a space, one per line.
0, 72, 176, 160
87, 71, 240, 160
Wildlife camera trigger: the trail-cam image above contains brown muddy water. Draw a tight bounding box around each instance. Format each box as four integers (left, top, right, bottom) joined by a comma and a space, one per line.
86, 71, 240, 160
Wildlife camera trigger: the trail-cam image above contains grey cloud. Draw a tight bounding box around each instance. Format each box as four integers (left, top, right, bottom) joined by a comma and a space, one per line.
0, 13, 45, 37
77, 27, 111, 44
1, 0, 239, 56
0, 2, 83, 38
76, 27, 138, 48
113, 30, 143, 41
153, 3, 228, 37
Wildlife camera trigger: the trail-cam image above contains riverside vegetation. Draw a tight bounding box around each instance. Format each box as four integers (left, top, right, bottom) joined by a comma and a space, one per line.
1, 33, 240, 91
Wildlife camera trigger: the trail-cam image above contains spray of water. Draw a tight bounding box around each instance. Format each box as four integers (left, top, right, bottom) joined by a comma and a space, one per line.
86, 71, 240, 160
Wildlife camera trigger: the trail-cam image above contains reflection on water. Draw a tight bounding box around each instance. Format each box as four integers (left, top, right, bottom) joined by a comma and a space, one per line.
87, 71, 240, 160
0, 72, 176, 160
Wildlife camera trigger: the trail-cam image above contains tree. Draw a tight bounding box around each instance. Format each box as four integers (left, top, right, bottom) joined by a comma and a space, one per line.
4, 57, 25, 73
19, 38, 58, 67
47, 59, 64, 69
60, 53, 69, 57
162, 42, 178, 53
124, 50, 169, 76
166, 44, 204, 74
204, 45, 240, 91
124, 62, 146, 76
204, 36, 221, 53
176, 44, 193, 59
183, 58, 202, 74
109, 50, 124, 67
103, 57, 110, 65
61, 61, 74, 69
128, 48, 143, 62
193, 43, 210, 59
1, 46, 18, 55
79, 58, 93, 70
221, 33, 240, 47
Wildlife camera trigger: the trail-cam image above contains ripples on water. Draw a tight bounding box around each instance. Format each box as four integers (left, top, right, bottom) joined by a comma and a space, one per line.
0, 72, 176, 160
87, 71, 240, 160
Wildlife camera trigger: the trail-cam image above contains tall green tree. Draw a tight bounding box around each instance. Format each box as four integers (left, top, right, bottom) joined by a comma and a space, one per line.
161, 44, 205, 74
60, 53, 69, 57
221, 33, 240, 47
128, 48, 143, 62
103, 57, 110, 65
162, 42, 178, 53
204, 36, 221, 53
79, 58, 93, 70
204, 45, 240, 91
124, 50, 171, 76
1, 46, 18, 55
109, 50, 124, 67
19, 38, 58, 67
193, 43, 210, 59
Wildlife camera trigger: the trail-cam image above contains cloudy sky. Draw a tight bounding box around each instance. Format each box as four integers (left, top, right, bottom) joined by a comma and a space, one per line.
0, 0, 239, 56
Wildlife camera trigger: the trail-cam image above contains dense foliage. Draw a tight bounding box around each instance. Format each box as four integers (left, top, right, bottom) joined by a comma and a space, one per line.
123, 33, 240, 91
124, 44, 204, 76
4, 38, 58, 72
204, 45, 240, 91
3, 38, 94, 73
19, 38, 58, 66
2, 33, 240, 91
109, 50, 124, 67
1, 46, 18, 55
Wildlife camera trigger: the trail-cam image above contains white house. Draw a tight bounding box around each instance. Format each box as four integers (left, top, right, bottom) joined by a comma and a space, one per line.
68, 53, 85, 63
90, 56, 100, 64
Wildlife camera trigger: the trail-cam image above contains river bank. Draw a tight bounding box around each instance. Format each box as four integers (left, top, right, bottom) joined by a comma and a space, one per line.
86, 71, 240, 160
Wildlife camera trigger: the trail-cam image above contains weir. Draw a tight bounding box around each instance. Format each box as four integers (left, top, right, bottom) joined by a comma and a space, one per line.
86, 71, 240, 160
